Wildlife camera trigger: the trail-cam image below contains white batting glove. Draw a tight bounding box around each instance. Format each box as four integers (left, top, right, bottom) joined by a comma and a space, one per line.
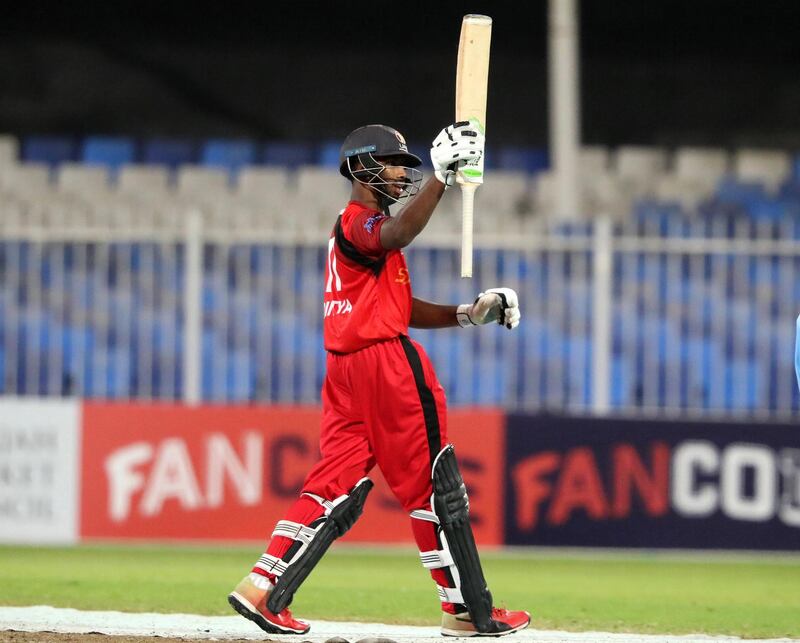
456, 287, 521, 329
430, 121, 485, 187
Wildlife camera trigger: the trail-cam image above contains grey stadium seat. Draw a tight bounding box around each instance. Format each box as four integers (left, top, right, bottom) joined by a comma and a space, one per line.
176, 166, 231, 199
579, 146, 610, 175
673, 147, 729, 187
0, 163, 52, 198
57, 163, 112, 197
236, 166, 290, 201
117, 164, 171, 198
0, 134, 19, 166
613, 146, 668, 183
733, 149, 791, 191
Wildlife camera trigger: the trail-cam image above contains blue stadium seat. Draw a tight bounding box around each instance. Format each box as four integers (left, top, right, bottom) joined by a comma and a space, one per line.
725, 358, 762, 411
22, 136, 77, 166
566, 335, 592, 405
61, 325, 96, 396
611, 357, 632, 407
143, 138, 196, 168
715, 177, 767, 208
201, 329, 219, 400
106, 348, 132, 398
747, 198, 792, 222
497, 146, 549, 174
791, 153, 800, 182
201, 139, 257, 174
317, 140, 342, 168
262, 141, 315, 168
81, 137, 136, 172
226, 350, 255, 401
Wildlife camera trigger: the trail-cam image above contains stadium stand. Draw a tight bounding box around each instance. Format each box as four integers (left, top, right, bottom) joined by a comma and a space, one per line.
0, 135, 18, 166
0, 134, 799, 417
262, 141, 315, 168
142, 138, 196, 168
201, 139, 258, 175
81, 137, 136, 172
22, 136, 77, 166
733, 148, 792, 192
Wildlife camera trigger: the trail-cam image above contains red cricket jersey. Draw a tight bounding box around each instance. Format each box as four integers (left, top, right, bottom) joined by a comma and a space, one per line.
323, 201, 412, 353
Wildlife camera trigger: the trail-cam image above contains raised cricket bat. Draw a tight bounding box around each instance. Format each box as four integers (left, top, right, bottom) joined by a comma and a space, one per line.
455, 14, 492, 278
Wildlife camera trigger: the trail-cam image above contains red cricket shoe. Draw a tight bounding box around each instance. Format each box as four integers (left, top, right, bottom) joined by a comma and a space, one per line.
441, 606, 531, 637
227, 573, 310, 635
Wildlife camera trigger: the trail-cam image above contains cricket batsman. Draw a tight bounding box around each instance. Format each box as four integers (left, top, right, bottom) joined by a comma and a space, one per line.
228, 122, 531, 637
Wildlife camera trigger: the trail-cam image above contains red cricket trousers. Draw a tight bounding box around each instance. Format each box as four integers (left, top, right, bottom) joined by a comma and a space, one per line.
304, 334, 448, 507
254, 335, 460, 609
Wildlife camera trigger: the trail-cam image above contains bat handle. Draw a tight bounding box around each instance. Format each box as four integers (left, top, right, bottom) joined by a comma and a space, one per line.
460, 182, 477, 278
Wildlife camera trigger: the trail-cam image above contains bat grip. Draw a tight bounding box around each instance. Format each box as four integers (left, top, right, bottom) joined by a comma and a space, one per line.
460, 183, 476, 278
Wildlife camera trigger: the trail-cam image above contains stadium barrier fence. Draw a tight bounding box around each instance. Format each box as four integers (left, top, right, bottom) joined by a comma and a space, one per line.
1, 214, 799, 418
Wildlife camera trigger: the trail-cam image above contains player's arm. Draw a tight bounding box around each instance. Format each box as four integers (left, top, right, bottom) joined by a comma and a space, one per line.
380, 122, 484, 249
410, 288, 521, 330
380, 178, 446, 249
410, 297, 459, 329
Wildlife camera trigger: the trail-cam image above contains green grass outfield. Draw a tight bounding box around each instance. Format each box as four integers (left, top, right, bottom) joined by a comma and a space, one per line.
1, 544, 799, 639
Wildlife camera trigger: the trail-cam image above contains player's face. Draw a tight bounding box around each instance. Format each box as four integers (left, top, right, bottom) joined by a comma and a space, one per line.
376, 156, 408, 199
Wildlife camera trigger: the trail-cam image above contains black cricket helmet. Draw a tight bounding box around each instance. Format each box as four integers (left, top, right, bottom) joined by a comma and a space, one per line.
339, 124, 423, 205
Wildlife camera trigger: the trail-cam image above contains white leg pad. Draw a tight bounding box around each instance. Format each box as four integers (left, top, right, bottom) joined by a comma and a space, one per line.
411, 509, 464, 605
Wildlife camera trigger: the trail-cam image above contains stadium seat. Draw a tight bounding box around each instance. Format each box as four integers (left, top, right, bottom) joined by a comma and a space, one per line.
725, 358, 763, 411
117, 164, 171, 197
201, 139, 257, 174
715, 176, 767, 208
236, 166, 289, 200
653, 175, 708, 211
791, 153, 800, 182
497, 146, 549, 173
57, 163, 111, 197
293, 165, 351, 229
0, 163, 52, 197
584, 171, 630, 219
0, 134, 18, 165
317, 140, 342, 168
176, 166, 230, 198
733, 148, 791, 192
531, 171, 555, 217
262, 141, 315, 168
81, 137, 136, 172
613, 145, 667, 193
22, 136, 77, 166
672, 147, 729, 189
143, 138, 196, 168
579, 145, 610, 174
475, 170, 531, 220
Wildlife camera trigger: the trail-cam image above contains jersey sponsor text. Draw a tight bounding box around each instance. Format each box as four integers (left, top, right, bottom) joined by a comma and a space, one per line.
323, 299, 353, 318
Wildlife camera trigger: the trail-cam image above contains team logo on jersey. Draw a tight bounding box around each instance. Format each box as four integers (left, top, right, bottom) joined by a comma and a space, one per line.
363, 213, 386, 234
394, 131, 408, 152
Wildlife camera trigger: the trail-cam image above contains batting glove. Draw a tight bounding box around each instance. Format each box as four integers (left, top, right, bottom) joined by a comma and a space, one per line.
457, 287, 521, 329
430, 121, 485, 187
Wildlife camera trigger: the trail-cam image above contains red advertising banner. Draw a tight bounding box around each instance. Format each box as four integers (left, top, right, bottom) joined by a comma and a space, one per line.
81, 403, 504, 545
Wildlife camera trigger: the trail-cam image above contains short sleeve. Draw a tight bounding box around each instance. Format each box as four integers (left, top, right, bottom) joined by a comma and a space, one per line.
344, 209, 389, 257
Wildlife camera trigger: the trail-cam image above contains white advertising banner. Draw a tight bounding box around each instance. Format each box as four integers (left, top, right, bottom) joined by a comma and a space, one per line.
0, 398, 81, 544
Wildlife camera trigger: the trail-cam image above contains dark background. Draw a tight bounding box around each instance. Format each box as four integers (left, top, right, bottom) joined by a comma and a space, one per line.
1, 0, 799, 148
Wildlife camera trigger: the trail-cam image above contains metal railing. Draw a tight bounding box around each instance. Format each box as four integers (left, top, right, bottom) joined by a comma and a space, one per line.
1, 213, 799, 419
